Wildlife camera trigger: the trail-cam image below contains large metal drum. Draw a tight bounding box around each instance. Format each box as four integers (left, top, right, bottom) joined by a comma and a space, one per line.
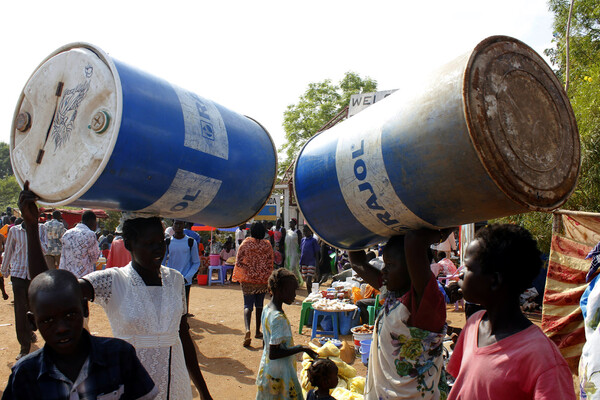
294, 36, 580, 250
10, 43, 277, 227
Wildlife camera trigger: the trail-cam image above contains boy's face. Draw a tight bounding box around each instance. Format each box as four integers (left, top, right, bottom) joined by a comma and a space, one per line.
31, 290, 85, 356
322, 367, 339, 389
460, 239, 493, 304
382, 247, 410, 292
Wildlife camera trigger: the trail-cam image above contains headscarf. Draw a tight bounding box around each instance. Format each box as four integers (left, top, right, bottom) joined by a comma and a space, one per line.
585, 241, 600, 282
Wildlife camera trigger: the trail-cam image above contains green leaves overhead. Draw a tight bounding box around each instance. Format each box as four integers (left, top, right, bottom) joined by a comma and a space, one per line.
279, 72, 377, 176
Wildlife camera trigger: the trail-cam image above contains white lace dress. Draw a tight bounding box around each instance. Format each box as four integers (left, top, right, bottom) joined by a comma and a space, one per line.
84, 264, 192, 400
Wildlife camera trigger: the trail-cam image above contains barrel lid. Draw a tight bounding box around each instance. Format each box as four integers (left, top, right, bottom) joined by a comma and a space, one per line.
10, 43, 121, 205
464, 36, 580, 211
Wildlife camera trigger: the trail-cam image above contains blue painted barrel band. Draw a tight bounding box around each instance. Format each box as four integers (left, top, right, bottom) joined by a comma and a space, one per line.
80, 56, 276, 227
294, 131, 387, 249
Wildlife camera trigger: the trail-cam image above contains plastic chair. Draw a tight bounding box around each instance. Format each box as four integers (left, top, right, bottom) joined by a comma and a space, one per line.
208, 265, 224, 285
311, 310, 339, 340
299, 302, 314, 334
329, 252, 338, 274
367, 294, 381, 325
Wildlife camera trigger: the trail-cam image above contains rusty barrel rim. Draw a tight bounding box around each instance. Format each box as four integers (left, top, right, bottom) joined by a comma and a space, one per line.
463, 35, 580, 211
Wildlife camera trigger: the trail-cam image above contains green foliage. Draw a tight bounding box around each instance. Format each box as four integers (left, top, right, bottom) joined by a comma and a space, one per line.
495, 212, 554, 255
279, 72, 377, 175
566, 63, 600, 211
98, 210, 122, 233
502, 0, 600, 253
0, 142, 13, 179
0, 175, 21, 212
546, 0, 600, 212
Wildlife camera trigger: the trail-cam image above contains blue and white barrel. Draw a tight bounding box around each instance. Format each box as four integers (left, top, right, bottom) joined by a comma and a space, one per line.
294, 36, 580, 250
11, 43, 277, 227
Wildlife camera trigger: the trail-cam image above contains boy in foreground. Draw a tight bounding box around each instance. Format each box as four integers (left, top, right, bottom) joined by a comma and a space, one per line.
447, 224, 574, 399
2, 269, 158, 400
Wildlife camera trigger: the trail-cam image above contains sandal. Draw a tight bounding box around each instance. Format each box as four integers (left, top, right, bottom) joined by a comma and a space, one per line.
255, 332, 263, 339
243, 331, 251, 347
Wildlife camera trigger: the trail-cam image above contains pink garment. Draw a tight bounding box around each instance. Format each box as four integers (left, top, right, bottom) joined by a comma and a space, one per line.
430, 262, 442, 277
105, 238, 131, 269
448, 310, 575, 400
438, 258, 457, 276
220, 248, 236, 264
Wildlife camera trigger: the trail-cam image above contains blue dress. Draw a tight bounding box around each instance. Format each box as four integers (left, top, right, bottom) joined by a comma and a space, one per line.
256, 305, 302, 400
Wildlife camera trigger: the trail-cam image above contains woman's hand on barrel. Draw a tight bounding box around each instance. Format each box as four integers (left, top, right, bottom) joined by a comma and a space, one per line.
348, 250, 383, 289
18, 181, 40, 227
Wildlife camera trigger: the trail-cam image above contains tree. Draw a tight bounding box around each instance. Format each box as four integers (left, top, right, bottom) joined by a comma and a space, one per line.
99, 210, 122, 233
0, 175, 21, 212
496, 0, 600, 254
279, 72, 377, 175
545, 0, 600, 211
0, 142, 13, 179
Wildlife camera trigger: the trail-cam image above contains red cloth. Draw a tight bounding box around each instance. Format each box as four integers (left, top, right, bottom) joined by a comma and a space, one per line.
448, 310, 575, 400
106, 238, 131, 269
232, 237, 273, 284
400, 272, 446, 333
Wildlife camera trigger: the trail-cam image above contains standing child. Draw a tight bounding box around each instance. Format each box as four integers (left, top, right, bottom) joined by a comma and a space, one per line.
100, 242, 110, 259
256, 269, 318, 399
349, 229, 450, 400
306, 358, 339, 400
300, 226, 320, 293
447, 224, 575, 399
3, 269, 157, 399
273, 218, 286, 269
0, 233, 9, 300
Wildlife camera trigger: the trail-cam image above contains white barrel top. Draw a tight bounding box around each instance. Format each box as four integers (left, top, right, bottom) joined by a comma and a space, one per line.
11, 44, 121, 204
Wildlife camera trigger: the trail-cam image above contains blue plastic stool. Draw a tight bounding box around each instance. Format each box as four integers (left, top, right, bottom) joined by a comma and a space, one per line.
208, 265, 224, 285
311, 310, 339, 340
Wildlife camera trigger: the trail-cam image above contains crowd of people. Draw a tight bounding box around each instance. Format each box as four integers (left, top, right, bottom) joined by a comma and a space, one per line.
0, 184, 596, 399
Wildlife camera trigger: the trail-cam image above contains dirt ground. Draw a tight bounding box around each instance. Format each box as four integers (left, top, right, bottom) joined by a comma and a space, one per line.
0, 281, 468, 399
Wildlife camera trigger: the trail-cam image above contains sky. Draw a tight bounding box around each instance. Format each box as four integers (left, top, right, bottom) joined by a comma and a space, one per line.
0, 0, 556, 157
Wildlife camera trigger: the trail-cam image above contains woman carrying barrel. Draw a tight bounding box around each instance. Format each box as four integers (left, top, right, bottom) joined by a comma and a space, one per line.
233, 222, 274, 347
19, 183, 212, 400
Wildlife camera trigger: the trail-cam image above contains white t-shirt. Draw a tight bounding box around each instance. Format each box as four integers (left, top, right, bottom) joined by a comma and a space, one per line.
235, 228, 245, 249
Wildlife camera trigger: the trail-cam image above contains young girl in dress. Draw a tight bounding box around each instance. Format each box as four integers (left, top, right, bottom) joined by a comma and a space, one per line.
306, 358, 339, 400
256, 269, 318, 399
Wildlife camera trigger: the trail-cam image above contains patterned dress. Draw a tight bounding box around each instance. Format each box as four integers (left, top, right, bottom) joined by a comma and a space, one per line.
233, 237, 274, 295
84, 264, 192, 400
365, 290, 448, 400
256, 306, 302, 400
